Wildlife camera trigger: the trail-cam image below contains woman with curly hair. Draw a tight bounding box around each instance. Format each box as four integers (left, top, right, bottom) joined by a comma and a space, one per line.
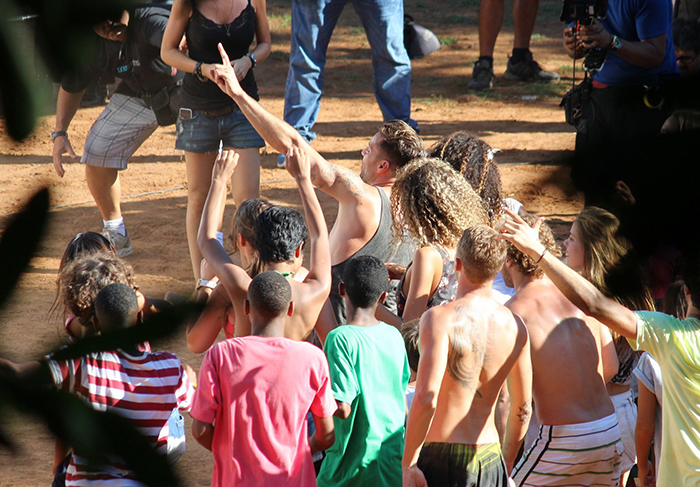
564, 206, 655, 486
386, 157, 488, 325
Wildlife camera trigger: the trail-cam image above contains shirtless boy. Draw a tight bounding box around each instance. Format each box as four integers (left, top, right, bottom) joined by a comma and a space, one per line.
198, 145, 330, 340
501, 216, 622, 486
209, 44, 425, 333
402, 225, 532, 487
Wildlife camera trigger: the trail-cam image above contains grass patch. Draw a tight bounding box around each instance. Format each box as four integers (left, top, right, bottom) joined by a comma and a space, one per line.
422, 93, 457, 107
439, 36, 458, 46
348, 26, 365, 36
268, 13, 291, 31
530, 33, 547, 43
445, 14, 469, 23
506, 80, 569, 98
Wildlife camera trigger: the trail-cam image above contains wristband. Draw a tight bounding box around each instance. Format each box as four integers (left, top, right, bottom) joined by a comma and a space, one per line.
193, 61, 207, 82
51, 131, 67, 141
196, 278, 218, 291
535, 248, 548, 264
246, 52, 257, 68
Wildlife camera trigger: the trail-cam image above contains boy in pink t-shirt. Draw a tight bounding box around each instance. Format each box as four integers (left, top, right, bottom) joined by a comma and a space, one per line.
191, 271, 337, 487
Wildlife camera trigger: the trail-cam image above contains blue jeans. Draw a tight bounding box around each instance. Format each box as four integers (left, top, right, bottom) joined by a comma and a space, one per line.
284, 0, 416, 141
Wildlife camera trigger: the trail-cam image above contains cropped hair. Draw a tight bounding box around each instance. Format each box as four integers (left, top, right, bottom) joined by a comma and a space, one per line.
95, 283, 139, 333
342, 256, 389, 309
401, 319, 421, 374
673, 18, 700, 51
229, 198, 272, 276
247, 271, 292, 316
506, 212, 562, 278
60, 251, 137, 328
254, 206, 308, 264
379, 120, 426, 169
430, 131, 503, 225
457, 225, 507, 283
391, 157, 489, 248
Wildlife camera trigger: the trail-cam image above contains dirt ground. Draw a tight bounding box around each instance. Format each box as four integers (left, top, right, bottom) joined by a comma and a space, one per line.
0, 0, 583, 484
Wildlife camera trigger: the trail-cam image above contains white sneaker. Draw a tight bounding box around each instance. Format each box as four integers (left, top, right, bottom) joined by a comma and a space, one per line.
102, 228, 133, 257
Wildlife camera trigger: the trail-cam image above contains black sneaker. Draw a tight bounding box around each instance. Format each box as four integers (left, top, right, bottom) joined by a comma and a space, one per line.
504, 51, 560, 82
468, 59, 495, 91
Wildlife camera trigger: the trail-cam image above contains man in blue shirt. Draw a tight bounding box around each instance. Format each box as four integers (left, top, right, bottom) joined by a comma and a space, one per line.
563, 0, 678, 205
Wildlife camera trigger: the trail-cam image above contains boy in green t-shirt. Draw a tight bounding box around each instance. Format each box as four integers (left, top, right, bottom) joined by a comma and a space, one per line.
318, 256, 410, 487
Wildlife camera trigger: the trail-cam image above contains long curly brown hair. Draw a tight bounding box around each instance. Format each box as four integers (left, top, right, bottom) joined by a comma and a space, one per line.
506, 212, 562, 278
391, 157, 489, 248
429, 131, 503, 225
60, 251, 137, 329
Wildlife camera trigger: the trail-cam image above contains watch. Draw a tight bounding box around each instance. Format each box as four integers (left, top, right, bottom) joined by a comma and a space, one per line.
196, 278, 218, 291
51, 131, 67, 141
193, 61, 207, 82
610, 35, 622, 51
246, 52, 257, 68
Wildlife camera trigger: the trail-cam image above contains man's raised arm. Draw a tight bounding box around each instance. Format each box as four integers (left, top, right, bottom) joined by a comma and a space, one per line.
499, 210, 639, 339
209, 44, 372, 204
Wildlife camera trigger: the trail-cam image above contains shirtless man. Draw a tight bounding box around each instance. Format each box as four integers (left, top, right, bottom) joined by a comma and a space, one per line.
209, 44, 425, 335
501, 215, 622, 486
403, 225, 532, 487
198, 145, 330, 340
501, 210, 700, 486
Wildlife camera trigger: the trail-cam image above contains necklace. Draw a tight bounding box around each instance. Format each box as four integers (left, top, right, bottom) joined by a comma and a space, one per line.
214, 0, 234, 37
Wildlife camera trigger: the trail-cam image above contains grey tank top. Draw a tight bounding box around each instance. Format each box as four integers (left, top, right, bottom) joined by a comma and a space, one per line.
329, 187, 394, 325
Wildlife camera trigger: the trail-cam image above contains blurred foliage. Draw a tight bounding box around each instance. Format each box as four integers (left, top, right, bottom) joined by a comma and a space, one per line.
0, 0, 133, 140
0, 188, 204, 486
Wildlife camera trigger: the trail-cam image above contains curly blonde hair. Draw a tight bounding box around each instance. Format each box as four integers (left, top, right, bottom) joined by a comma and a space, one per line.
60, 251, 137, 329
391, 157, 489, 248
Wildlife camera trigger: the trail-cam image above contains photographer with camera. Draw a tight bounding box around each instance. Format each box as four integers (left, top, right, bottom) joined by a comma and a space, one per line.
562, 0, 678, 206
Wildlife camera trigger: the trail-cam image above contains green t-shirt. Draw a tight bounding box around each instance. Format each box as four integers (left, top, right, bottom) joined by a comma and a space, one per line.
629, 311, 700, 486
318, 323, 410, 487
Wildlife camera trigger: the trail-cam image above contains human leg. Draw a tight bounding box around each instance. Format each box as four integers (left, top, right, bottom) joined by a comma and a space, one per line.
352, 0, 416, 129
468, 0, 504, 90
283, 0, 347, 140
228, 148, 260, 204
185, 150, 219, 281
82, 94, 158, 256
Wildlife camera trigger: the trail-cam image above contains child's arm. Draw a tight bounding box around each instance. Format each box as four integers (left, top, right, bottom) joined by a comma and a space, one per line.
309, 414, 335, 453
187, 284, 230, 353
192, 419, 214, 451
636, 381, 657, 486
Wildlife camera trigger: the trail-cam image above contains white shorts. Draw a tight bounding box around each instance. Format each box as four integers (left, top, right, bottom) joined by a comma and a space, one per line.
82, 93, 158, 170
512, 412, 623, 486
611, 389, 637, 472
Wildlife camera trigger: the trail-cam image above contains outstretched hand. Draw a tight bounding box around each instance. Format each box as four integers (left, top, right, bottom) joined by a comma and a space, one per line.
210, 43, 245, 99
212, 149, 240, 181
497, 209, 546, 259
285, 145, 311, 181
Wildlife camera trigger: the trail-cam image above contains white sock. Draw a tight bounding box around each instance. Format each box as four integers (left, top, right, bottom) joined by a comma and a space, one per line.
216, 231, 225, 248
103, 218, 126, 236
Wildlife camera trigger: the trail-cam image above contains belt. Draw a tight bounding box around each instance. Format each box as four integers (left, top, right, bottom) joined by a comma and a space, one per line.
201, 104, 238, 117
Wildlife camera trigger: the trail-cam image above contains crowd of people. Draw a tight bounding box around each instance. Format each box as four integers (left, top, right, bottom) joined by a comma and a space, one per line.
4, 0, 700, 486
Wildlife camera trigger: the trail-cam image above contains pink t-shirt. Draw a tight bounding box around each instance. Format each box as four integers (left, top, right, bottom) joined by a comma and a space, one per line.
191, 336, 337, 487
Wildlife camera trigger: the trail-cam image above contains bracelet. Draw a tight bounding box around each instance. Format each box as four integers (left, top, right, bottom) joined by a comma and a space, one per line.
196, 278, 218, 291
51, 131, 67, 141
535, 248, 548, 264
193, 61, 207, 82
246, 52, 257, 68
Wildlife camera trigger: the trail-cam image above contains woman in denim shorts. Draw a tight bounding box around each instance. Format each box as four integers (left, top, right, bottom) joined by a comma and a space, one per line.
161, 0, 271, 282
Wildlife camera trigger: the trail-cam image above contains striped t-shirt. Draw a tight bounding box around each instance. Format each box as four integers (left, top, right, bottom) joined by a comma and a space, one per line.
46, 348, 194, 486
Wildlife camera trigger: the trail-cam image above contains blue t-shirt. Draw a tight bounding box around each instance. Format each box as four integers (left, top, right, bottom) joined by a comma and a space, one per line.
594, 0, 678, 86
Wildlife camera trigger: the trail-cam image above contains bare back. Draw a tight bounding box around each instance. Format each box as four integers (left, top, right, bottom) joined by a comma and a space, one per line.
507, 277, 616, 425
424, 292, 528, 445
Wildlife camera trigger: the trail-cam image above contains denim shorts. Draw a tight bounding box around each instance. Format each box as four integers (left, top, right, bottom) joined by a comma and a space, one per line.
175, 107, 265, 153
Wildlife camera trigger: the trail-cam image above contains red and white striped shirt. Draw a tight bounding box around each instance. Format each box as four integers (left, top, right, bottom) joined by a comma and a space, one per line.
46, 348, 194, 486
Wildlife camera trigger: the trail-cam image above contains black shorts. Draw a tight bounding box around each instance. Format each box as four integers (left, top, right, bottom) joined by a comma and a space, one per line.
417, 442, 508, 487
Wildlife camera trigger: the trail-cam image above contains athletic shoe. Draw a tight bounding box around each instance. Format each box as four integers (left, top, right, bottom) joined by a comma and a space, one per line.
468, 59, 496, 91
504, 52, 560, 82
277, 153, 286, 168
102, 228, 133, 257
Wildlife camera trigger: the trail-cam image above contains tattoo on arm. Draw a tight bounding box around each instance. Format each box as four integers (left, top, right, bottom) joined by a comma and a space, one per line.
447, 319, 486, 398
311, 160, 364, 197
517, 401, 532, 424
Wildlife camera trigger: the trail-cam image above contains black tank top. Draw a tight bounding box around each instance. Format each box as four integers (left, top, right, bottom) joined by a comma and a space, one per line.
181, 0, 259, 110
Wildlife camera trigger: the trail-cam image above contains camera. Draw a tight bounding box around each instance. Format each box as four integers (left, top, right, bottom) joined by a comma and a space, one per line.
561, 0, 609, 73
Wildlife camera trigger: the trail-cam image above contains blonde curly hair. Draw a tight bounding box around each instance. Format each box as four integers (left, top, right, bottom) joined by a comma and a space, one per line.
391, 157, 489, 248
